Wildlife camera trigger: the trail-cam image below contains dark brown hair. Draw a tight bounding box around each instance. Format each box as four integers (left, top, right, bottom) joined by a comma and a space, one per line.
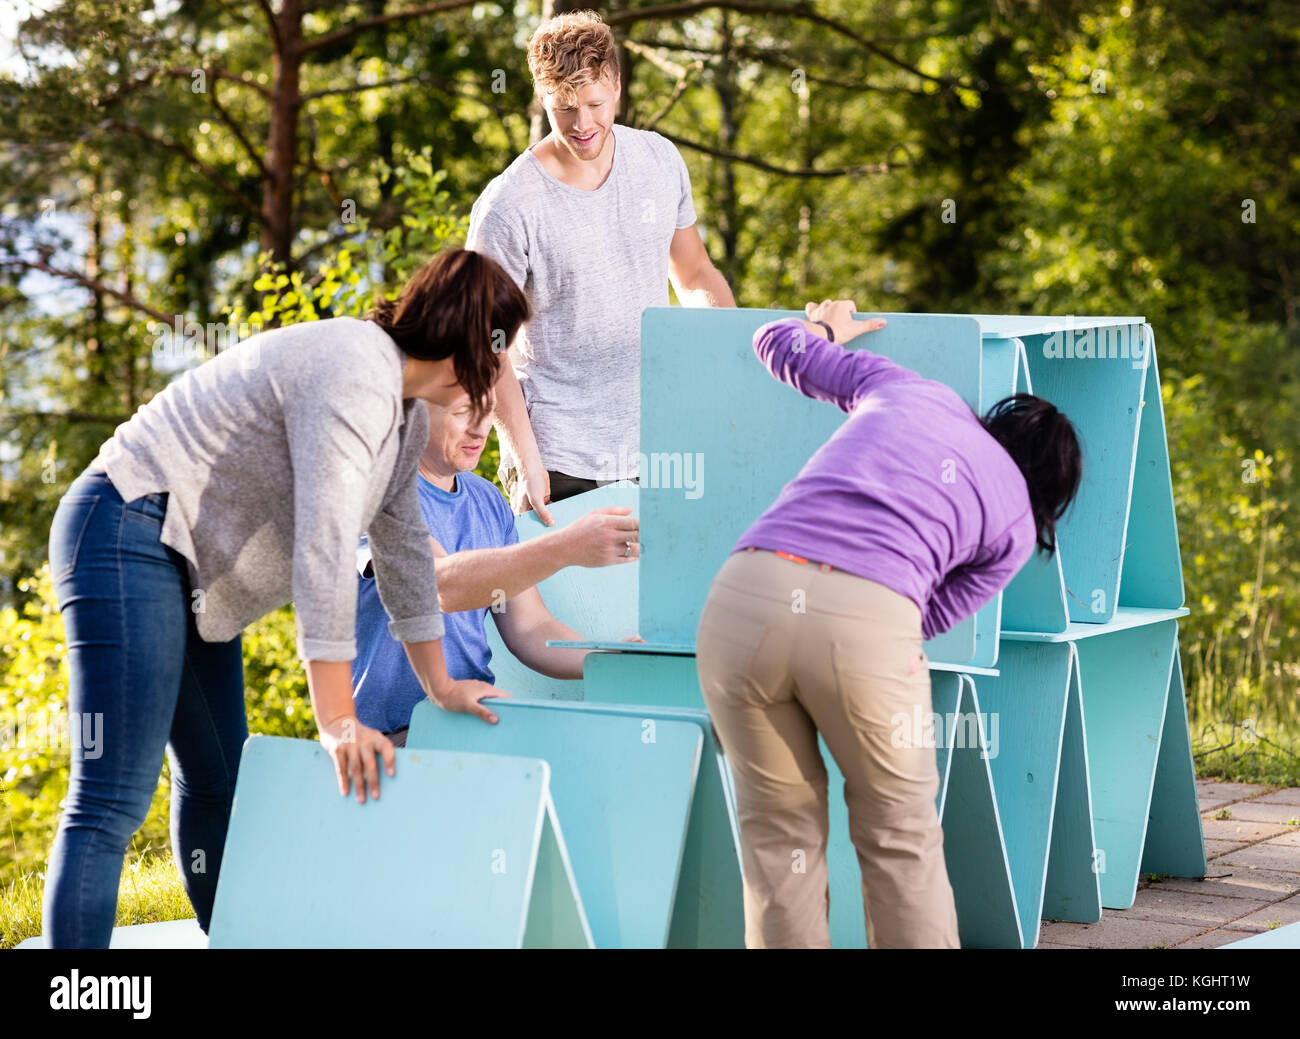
368, 249, 530, 420
980, 393, 1083, 556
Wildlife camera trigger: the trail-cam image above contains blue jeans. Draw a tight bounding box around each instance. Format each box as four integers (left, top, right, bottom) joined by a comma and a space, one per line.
44, 467, 247, 947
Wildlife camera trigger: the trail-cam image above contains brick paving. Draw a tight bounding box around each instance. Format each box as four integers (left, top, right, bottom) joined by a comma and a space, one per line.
1037, 780, 1300, 949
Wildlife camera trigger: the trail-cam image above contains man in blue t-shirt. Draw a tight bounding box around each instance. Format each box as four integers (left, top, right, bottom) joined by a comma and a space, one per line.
352, 382, 642, 743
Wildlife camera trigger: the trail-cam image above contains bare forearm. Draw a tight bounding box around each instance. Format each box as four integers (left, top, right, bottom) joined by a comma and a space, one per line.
492, 359, 543, 473
434, 531, 574, 612
507, 616, 588, 680
305, 659, 358, 728
677, 264, 736, 308
402, 638, 456, 702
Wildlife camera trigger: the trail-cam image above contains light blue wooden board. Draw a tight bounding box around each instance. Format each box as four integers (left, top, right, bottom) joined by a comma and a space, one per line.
524, 796, 601, 949
1020, 323, 1147, 624
1000, 338, 1072, 633
639, 306, 984, 665
406, 699, 700, 949
208, 736, 591, 948
1004, 606, 1188, 642
970, 640, 1073, 947
1002, 549, 1071, 635
16, 918, 209, 949
980, 336, 1019, 415
555, 640, 695, 655
927, 313, 1146, 339
1140, 638, 1207, 879
939, 677, 1024, 948
476, 698, 744, 948
1118, 333, 1186, 611
1073, 619, 1180, 908
482, 484, 639, 702
583, 650, 705, 708
1042, 644, 1103, 924
1219, 922, 1300, 948
562, 642, 1001, 675
562, 658, 746, 946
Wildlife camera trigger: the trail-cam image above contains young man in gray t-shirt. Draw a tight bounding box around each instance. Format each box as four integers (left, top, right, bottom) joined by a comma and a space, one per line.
466, 10, 735, 525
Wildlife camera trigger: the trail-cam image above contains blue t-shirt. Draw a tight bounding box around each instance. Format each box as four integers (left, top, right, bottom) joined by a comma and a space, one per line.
352, 469, 518, 732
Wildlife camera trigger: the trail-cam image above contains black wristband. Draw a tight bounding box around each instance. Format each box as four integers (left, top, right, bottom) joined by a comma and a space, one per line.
813, 319, 835, 343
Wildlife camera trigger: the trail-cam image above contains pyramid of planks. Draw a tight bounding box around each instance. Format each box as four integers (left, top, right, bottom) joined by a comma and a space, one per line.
527, 306, 1203, 948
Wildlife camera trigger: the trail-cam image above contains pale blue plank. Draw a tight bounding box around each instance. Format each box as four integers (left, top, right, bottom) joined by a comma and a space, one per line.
1140, 638, 1207, 879
554, 640, 695, 655
560, 641, 1001, 675
1219, 922, 1300, 949
471, 698, 744, 948
1042, 645, 1103, 924
1003, 606, 1189, 642
1019, 322, 1147, 624
1118, 332, 1186, 610
1001, 337, 1070, 633
208, 736, 589, 948
582, 650, 704, 708
926, 313, 1146, 339
523, 797, 597, 948
1073, 620, 1180, 908
970, 641, 1073, 947
638, 306, 984, 667
1002, 548, 1071, 635
940, 677, 1024, 948
15, 918, 209, 950
406, 699, 701, 949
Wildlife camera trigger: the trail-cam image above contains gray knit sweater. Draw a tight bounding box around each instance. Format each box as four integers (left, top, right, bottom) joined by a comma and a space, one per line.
94, 316, 444, 661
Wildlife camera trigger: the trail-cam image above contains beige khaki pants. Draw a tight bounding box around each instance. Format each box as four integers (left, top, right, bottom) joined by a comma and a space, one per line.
696, 548, 960, 949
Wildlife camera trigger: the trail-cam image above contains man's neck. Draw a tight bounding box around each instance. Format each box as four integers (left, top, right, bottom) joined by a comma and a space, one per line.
418, 458, 458, 493
536, 128, 616, 190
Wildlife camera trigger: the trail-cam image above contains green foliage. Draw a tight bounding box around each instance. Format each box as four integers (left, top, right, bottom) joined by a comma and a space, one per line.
0, 566, 170, 888
239, 606, 317, 740
228, 148, 469, 331
0, 565, 315, 900
1165, 372, 1299, 730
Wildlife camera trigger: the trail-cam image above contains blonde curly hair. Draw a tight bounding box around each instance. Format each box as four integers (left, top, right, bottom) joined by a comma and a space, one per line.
527, 10, 620, 106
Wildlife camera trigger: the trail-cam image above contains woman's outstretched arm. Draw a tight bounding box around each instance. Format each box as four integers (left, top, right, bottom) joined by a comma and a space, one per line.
752, 310, 894, 414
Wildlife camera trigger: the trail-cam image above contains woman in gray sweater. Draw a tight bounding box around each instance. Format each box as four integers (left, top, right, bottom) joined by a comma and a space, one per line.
43, 248, 527, 947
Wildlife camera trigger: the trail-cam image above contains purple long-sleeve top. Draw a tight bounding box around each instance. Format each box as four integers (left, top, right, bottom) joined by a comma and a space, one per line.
732, 318, 1037, 641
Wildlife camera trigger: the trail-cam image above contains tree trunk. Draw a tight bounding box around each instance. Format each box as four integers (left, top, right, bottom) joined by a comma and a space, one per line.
714, 15, 740, 288
262, 0, 304, 266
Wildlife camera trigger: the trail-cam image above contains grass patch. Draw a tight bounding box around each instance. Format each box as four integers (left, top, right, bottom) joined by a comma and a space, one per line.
1, 843, 194, 950
1191, 716, 1300, 787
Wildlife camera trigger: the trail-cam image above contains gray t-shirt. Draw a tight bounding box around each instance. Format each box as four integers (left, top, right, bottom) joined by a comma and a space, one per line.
465, 123, 697, 481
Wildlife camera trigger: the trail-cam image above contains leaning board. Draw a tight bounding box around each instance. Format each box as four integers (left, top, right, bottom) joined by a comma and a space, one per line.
207, 736, 592, 948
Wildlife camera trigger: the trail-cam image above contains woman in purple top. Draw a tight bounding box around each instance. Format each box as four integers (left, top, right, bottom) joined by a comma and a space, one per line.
695, 299, 1082, 948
